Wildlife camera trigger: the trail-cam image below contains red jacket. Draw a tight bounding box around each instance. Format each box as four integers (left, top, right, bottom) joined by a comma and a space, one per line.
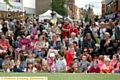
65, 51, 73, 67
62, 25, 71, 38
70, 28, 78, 36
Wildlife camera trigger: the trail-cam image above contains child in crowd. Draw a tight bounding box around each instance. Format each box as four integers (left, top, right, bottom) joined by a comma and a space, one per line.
41, 59, 50, 72
79, 55, 90, 73
34, 58, 42, 72
20, 54, 26, 69
101, 57, 112, 73
2, 63, 10, 72
61, 46, 73, 69
9, 59, 15, 72
67, 61, 79, 73
47, 53, 57, 73
13, 59, 23, 72
88, 60, 100, 73
26, 53, 35, 64
97, 55, 104, 69
2, 55, 10, 68
68, 43, 76, 58
56, 50, 67, 72
24, 61, 37, 73
7, 46, 14, 57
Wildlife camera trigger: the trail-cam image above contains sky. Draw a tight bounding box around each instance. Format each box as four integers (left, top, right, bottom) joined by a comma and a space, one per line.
75, 0, 103, 15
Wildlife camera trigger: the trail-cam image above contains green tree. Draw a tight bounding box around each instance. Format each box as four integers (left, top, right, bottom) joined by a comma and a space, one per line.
4, 0, 13, 7
85, 14, 89, 22
52, 0, 68, 17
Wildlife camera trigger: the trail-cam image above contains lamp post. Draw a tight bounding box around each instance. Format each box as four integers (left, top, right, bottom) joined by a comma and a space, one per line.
85, 4, 94, 22
51, 0, 56, 19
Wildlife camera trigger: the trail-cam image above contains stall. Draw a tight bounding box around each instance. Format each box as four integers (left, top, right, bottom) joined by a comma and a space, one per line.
39, 10, 62, 23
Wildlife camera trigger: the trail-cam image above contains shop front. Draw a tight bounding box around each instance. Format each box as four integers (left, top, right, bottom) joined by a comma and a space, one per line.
0, 1, 26, 19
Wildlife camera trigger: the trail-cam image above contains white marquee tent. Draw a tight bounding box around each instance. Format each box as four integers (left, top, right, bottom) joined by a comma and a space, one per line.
39, 10, 63, 22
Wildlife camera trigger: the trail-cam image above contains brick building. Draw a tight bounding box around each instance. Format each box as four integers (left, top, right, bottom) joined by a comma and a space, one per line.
105, 0, 120, 14
67, 0, 82, 19
35, 0, 51, 16
101, 0, 106, 16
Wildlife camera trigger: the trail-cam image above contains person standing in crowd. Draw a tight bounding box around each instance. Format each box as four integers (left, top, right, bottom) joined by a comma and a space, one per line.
98, 22, 106, 40
83, 24, 96, 42
62, 21, 71, 38
70, 23, 78, 36
90, 22, 100, 44
2, 23, 8, 35
105, 23, 113, 37
9, 19, 15, 31
109, 19, 115, 29
115, 20, 120, 42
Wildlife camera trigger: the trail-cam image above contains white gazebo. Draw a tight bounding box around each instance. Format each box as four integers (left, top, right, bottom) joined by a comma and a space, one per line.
39, 10, 63, 23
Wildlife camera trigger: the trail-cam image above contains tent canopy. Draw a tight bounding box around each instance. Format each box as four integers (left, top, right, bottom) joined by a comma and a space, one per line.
39, 10, 62, 18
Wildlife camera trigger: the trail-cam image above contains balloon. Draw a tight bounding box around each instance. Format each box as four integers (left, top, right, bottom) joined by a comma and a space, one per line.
50, 20, 55, 25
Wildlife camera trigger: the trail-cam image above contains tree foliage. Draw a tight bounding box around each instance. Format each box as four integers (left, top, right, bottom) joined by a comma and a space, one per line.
52, 0, 68, 16
85, 14, 89, 22
4, 0, 13, 7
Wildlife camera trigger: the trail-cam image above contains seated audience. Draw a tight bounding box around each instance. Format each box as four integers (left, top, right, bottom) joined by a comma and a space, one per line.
88, 60, 100, 73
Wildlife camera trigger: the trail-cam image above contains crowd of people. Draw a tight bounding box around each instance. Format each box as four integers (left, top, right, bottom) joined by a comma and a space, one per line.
0, 17, 120, 73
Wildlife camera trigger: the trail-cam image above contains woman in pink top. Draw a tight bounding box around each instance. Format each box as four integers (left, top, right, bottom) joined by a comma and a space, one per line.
0, 33, 9, 57
109, 54, 120, 73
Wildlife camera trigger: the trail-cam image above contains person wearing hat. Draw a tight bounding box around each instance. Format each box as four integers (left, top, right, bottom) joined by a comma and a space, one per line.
46, 53, 57, 72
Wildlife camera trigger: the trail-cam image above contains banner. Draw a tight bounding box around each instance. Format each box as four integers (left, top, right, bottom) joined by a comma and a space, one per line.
0, 77, 48, 80
7, 1, 23, 12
